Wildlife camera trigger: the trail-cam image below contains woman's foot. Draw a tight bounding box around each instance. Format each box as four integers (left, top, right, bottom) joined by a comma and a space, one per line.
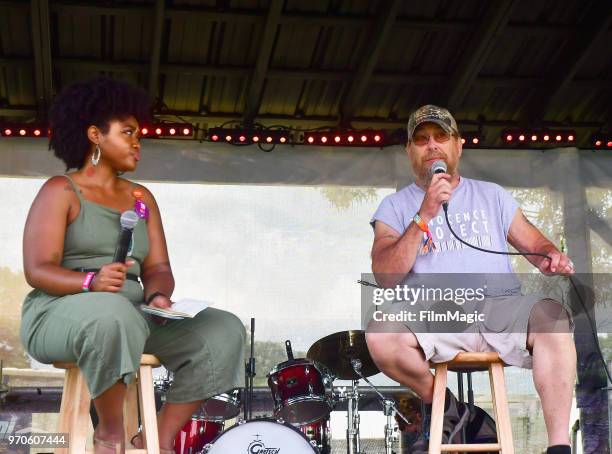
93, 427, 124, 454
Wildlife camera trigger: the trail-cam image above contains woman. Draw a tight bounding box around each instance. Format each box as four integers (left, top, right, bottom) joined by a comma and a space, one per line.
20, 77, 245, 453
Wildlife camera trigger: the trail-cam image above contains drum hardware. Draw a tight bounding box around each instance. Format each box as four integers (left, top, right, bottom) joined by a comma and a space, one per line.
244, 317, 256, 420
0, 361, 9, 401
344, 379, 363, 454
306, 330, 381, 454
351, 359, 410, 454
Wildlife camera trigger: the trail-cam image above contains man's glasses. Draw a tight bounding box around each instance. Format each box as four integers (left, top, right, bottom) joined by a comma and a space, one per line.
411, 131, 453, 146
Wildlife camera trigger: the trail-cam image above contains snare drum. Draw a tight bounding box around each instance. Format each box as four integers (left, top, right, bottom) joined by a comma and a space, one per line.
201, 388, 241, 420
268, 359, 333, 424
204, 419, 318, 453
174, 417, 224, 454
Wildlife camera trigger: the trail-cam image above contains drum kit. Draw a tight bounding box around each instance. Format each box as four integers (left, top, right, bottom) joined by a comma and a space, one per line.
155, 329, 413, 454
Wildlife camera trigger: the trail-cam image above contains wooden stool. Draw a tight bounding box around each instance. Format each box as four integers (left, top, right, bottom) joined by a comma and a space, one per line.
54, 354, 161, 454
428, 352, 514, 453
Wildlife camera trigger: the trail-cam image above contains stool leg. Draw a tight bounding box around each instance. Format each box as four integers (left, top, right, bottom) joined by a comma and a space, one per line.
489, 363, 514, 454
124, 380, 140, 445
429, 363, 448, 454
57, 368, 90, 454
137, 365, 160, 453
457, 372, 467, 445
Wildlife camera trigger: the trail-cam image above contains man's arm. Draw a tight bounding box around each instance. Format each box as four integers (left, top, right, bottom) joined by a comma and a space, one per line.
371, 220, 424, 288
507, 208, 574, 275
371, 173, 454, 287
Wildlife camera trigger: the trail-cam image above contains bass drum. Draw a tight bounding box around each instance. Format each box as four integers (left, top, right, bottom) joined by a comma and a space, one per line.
204, 419, 318, 453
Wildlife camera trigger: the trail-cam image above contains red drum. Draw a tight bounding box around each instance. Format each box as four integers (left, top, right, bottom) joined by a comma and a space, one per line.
268, 359, 333, 424
298, 417, 330, 454
174, 417, 224, 454
201, 389, 241, 420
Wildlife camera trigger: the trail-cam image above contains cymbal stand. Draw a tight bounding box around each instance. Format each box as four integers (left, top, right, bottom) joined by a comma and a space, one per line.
351, 359, 411, 454
341, 379, 363, 454
244, 318, 256, 420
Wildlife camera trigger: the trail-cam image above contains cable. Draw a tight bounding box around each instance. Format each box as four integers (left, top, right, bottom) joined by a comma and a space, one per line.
442, 204, 612, 386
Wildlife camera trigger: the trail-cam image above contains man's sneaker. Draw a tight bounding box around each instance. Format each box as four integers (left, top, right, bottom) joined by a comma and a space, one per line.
410, 388, 470, 453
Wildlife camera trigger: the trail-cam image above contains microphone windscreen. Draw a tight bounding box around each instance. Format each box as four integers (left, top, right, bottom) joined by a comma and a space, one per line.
430, 160, 448, 176
119, 210, 139, 229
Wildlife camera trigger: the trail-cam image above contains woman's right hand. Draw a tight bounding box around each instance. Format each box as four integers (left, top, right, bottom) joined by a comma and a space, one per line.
90, 260, 135, 292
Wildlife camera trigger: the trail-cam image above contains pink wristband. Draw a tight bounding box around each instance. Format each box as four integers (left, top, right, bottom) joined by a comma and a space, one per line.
82, 272, 95, 292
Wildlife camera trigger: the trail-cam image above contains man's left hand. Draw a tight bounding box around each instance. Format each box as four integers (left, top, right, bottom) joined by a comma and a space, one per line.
538, 249, 574, 276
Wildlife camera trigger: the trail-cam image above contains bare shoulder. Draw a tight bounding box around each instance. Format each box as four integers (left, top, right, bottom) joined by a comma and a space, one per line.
40, 175, 79, 199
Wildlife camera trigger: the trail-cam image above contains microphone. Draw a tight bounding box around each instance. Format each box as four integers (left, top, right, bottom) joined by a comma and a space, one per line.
430, 160, 449, 211
113, 210, 139, 263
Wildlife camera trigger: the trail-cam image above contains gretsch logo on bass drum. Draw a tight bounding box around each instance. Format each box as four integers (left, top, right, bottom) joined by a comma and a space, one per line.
247, 436, 280, 454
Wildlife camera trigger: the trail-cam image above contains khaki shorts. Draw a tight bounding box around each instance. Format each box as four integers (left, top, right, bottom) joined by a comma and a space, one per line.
374, 294, 574, 369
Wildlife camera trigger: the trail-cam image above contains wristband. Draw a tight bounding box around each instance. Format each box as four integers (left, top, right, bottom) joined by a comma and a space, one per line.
413, 213, 436, 254
82, 272, 95, 292
146, 291, 167, 304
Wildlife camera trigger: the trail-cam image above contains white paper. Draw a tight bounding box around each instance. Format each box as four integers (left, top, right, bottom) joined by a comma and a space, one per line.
171, 298, 211, 317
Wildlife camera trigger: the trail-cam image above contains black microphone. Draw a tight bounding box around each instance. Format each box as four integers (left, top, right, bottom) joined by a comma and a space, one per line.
285, 340, 294, 361
430, 160, 449, 212
113, 210, 139, 263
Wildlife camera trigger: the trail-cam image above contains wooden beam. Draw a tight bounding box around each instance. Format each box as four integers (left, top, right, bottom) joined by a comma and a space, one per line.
339, 0, 402, 125
242, 0, 283, 128
444, 0, 517, 110
148, 0, 165, 100
523, 2, 612, 125
29, 0, 53, 118
2, 56, 611, 90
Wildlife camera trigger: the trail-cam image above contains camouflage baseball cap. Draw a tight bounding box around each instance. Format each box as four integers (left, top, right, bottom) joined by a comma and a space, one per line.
406, 105, 459, 142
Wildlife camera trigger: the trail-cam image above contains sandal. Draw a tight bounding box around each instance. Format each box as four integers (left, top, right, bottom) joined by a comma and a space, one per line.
130, 432, 174, 454
93, 437, 123, 454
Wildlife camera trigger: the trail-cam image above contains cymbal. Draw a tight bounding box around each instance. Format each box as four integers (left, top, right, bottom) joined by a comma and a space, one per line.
307, 330, 379, 380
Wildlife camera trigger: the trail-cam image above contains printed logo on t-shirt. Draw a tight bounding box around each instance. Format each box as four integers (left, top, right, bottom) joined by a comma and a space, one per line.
419, 208, 492, 255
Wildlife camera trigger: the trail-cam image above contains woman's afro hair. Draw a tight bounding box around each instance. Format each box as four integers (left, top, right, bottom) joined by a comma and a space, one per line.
48, 77, 152, 170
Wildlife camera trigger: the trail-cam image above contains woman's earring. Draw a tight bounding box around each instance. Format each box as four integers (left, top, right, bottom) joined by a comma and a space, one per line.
91, 144, 101, 166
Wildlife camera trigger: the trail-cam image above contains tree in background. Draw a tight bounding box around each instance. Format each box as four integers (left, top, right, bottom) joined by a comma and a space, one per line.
0, 267, 31, 368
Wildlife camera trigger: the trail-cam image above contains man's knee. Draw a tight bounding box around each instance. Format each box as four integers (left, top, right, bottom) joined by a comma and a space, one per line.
366, 331, 419, 364
528, 298, 572, 334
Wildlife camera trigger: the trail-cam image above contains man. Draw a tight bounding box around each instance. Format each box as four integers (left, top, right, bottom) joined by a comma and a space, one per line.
365, 105, 576, 454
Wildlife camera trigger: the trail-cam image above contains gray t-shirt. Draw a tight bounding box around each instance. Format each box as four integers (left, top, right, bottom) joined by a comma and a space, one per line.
371, 177, 519, 275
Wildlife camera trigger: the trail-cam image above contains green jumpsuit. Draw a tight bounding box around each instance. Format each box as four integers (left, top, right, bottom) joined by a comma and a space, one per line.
20, 175, 245, 402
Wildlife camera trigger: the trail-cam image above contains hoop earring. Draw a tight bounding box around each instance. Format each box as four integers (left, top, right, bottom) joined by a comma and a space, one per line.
91, 144, 101, 166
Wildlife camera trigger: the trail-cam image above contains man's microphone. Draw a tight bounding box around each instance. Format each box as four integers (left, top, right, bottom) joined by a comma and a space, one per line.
430, 160, 449, 212
113, 210, 139, 263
